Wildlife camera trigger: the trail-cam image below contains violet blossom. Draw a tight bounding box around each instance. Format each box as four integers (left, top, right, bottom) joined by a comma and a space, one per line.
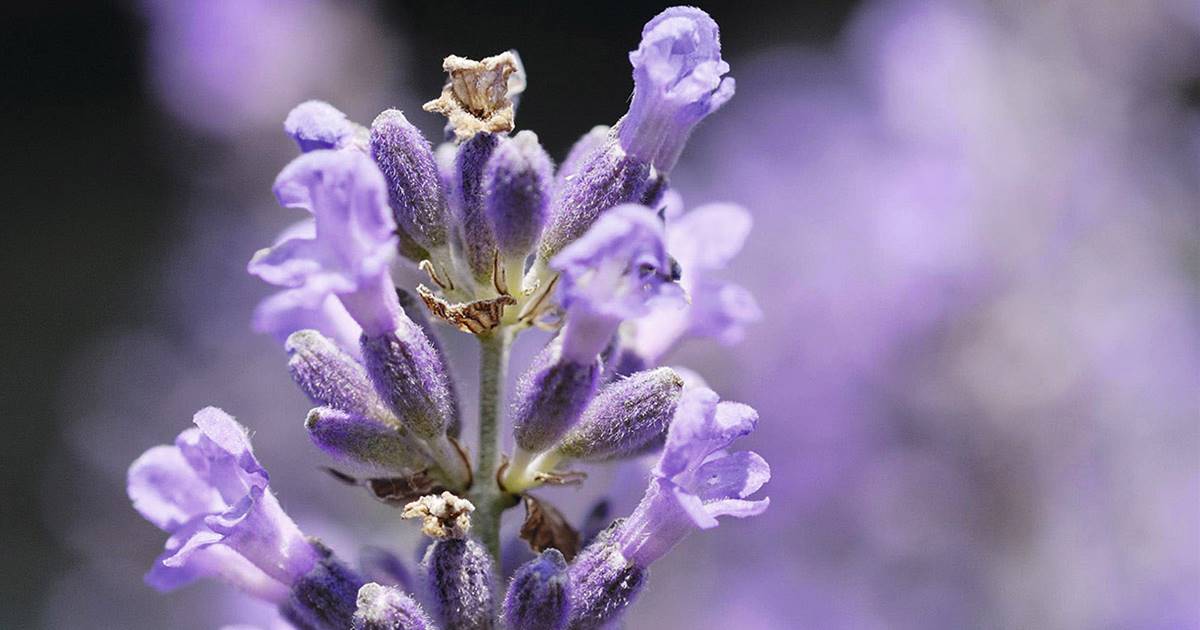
126, 6, 770, 629
128, 408, 323, 603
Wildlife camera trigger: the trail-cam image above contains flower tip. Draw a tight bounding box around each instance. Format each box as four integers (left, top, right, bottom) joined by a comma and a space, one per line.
285, 100, 356, 153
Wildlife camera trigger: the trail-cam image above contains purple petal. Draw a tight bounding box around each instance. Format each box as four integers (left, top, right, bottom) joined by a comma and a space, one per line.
253, 289, 363, 355
284, 101, 358, 153
654, 386, 720, 478
552, 204, 680, 323
667, 203, 752, 273
703, 496, 771, 520
127, 445, 222, 532
693, 450, 771, 502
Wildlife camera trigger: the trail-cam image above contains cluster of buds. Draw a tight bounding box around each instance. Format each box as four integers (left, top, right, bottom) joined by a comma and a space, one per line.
128, 7, 768, 629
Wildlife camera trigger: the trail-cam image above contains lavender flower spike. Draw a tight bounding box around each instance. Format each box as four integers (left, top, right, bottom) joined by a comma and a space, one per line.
249, 149, 401, 337
353, 583, 438, 630
370, 109, 451, 253
484, 130, 553, 290
127, 407, 321, 602
504, 549, 572, 630
285, 100, 363, 153
552, 204, 682, 364
617, 386, 769, 566
618, 7, 734, 172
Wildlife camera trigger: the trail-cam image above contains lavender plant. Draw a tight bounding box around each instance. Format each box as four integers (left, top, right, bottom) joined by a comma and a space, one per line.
126, 7, 768, 629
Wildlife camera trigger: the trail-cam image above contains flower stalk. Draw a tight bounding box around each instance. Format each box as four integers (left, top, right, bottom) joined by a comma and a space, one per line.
470, 328, 516, 563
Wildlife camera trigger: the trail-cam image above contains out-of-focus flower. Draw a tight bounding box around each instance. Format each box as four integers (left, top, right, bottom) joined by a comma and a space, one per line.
127, 408, 320, 601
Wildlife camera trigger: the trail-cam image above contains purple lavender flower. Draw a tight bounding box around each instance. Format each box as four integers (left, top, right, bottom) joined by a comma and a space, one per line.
251, 220, 364, 354
619, 194, 761, 367
565, 387, 767, 627
536, 6, 731, 264
126, 7, 781, 629
551, 204, 682, 363
616, 386, 769, 566
126, 407, 321, 602
618, 7, 734, 172
249, 149, 400, 337
285, 101, 364, 153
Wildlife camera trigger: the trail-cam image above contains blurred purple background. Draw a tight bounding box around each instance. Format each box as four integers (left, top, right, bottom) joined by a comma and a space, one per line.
4, 1, 1197, 628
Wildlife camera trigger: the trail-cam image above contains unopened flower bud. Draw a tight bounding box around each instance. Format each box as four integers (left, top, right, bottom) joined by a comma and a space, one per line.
286, 330, 388, 420
504, 549, 571, 630
537, 145, 655, 262
555, 126, 610, 189
360, 321, 455, 439
352, 582, 437, 630
511, 338, 601, 453
555, 367, 683, 461
566, 524, 645, 630
370, 109, 450, 252
283, 551, 367, 630
305, 407, 427, 477
423, 538, 496, 630
451, 133, 502, 283
484, 130, 552, 272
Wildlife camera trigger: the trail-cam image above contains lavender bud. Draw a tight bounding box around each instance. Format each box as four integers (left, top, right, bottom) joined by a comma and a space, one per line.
451, 133, 501, 283
511, 338, 601, 453
537, 145, 654, 261
423, 538, 496, 630
555, 126, 610, 190
352, 583, 438, 630
370, 110, 450, 251
484, 130, 552, 269
284, 100, 359, 153
566, 526, 645, 630
305, 407, 427, 477
397, 288, 460, 437
360, 320, 455, 439
504, 549, 571, 630
555, 367, 683, 461
287, 330, 387, 420
283, 552, 367, 630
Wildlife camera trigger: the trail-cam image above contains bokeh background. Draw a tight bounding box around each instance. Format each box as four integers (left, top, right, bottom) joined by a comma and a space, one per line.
3, 1, 1198, 628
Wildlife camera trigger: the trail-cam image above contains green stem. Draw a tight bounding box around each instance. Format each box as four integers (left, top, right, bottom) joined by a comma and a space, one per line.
471, 329, 512, 564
